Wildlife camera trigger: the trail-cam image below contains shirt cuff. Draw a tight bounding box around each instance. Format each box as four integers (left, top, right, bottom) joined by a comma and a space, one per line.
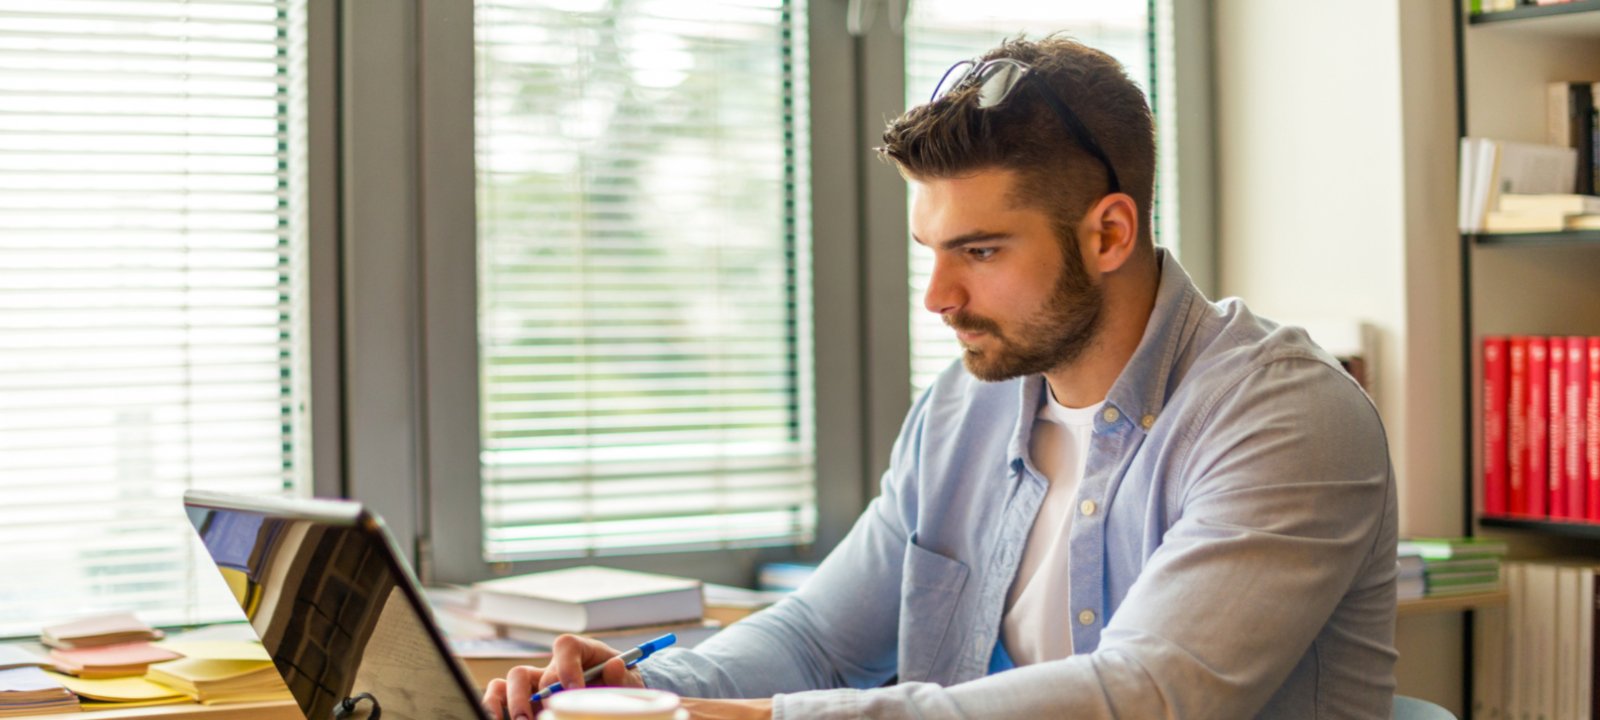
773, 688, 863, 720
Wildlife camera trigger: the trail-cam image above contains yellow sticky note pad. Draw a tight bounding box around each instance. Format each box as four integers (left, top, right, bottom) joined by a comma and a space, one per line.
45, 671, 185, 702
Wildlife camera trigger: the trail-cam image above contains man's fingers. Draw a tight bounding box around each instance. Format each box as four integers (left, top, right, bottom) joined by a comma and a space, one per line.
504, 664, 540, 720
480, 678, 506, 720
600, 657, 631, 687
551, 635, 592, 690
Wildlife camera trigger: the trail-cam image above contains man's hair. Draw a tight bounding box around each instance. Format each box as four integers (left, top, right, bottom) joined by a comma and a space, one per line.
879, 35, 1155, 247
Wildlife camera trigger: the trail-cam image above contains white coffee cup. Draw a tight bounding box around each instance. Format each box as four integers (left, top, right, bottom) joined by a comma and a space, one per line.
536, 688, 689, 720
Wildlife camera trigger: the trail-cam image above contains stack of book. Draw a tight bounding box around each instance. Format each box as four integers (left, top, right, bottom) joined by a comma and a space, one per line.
0, 648, 46, 674
40, 612, 163, 651
1475, 559, 1600, 719
142, 640, 291, 706
1397, 549, 1425, 601
474, 566, 720, 651
46, 672, 187, 711
1464, 79, 1600, 233
1398, 538, 1508, 597
1459, 138, 1577, 232
1481, 194, 1600, 233
0, 668, 77, 716
49, 641, 180, 678
1482, 336, 1600, 523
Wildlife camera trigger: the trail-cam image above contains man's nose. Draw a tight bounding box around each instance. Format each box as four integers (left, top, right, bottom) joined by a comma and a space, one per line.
923, 254, 965, 316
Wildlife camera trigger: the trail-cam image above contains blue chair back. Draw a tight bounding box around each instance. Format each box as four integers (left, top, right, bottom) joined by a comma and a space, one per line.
1391, 695, 1456, 720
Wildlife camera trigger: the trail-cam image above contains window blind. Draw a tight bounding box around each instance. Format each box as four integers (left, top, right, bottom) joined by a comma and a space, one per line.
475, 0, 815, 561
0, 0, 303, 636
905, 2, 1153, 394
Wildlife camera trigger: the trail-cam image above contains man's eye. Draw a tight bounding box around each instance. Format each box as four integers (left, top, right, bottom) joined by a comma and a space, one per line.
967, 247, 997, 260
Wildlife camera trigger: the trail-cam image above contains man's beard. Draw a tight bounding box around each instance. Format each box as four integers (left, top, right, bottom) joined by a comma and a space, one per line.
945, 245, 1104, 382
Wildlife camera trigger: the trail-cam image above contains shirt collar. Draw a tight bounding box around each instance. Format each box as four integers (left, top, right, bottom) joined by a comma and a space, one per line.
1005, 247, 1203, 467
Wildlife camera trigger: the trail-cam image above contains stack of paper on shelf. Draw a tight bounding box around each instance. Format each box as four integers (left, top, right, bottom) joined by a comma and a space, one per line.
1399, 537, 1508, 597
0, 667, 78, 716
50, 641, 181, 678
1482, 193, 1600, 233
474, 566, 715, 648
1396, 548, 1425, 601
46, 671, 188, 710
144, 641, 291, 705
40, 612, 163, 650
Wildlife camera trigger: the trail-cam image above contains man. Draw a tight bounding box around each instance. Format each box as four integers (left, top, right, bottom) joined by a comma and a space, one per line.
485, 35, 1397, 720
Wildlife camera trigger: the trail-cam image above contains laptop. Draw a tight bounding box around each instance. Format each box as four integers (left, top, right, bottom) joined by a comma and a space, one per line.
183, 490, 491, 720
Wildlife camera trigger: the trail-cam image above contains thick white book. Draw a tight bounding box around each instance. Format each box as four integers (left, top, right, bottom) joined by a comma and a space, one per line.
1497, 193, 1600, 216
473, 566, 703, 633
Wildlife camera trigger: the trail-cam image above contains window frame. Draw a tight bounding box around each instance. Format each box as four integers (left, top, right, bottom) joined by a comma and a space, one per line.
328, 0, 1214, 586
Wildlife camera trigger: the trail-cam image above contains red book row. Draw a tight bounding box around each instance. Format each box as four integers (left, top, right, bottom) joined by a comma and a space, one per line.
1483, 336, 1600, 520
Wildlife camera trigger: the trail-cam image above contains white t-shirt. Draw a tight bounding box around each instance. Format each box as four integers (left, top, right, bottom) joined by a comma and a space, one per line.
1000, 388, 1102, 666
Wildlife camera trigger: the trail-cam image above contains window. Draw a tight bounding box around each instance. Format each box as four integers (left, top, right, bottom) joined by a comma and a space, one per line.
905, 2, 1156, 393
474, 0, 815, 560
0, 0, 306, 635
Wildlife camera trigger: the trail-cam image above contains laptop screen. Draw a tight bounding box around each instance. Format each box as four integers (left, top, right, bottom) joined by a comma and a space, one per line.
183, 491, 486, 720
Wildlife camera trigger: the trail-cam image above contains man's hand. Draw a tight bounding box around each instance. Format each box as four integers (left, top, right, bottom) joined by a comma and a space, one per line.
480, 634, 645, 720
681, 697, 774, 720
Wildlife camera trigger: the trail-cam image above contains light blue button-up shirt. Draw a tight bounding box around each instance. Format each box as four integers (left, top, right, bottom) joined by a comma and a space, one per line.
640, 250, 1398, 719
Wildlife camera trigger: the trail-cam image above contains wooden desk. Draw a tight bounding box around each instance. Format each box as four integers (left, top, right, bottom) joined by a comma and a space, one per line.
5, 648, 538, 720
14, 700, 303, 720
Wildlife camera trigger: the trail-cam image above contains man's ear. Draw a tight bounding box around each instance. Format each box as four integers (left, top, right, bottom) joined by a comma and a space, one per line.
1079, 192, 1140, 275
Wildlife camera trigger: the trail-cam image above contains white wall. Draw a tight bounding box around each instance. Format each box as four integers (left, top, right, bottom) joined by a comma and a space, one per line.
1214, 0, 1408, 464
1214, 0, 1466, 712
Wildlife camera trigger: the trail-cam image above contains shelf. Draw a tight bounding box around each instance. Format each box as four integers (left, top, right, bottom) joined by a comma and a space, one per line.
6, 701, 298, 719
1397, 590, 1508, 617
1470, 1, 1600, 36
1480, 515, 1600, 539
1471, 229, 1600, 246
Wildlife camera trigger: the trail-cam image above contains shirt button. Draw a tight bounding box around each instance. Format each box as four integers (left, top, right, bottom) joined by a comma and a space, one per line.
1101, 407, 1120, 423
1080, 499, 1097, 516
1078, 609, 1096, 626
1141, 414, 1156, 430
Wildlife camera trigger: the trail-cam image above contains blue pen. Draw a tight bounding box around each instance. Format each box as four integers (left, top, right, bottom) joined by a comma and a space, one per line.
530, 633, 677, 703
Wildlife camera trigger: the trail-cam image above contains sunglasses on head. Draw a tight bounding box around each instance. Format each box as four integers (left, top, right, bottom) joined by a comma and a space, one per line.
931, 57, 1122, 195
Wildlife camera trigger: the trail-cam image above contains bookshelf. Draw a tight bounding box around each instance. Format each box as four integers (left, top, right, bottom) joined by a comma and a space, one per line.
1458, 3, 1600, 544
1472, 229, 1600, 246
1458, 3, 1600, 719
1469, 0, 1600, 29
1480, 515, 1600, 540
1398, 591, 1509, 619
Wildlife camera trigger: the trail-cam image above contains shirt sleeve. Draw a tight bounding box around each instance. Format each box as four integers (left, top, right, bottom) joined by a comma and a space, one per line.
636, 387, 938, 699
770, 357, 1398, 720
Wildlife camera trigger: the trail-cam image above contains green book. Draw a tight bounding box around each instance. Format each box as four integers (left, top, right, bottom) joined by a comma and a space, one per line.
1397, 538, 1508, 561
1426, 571, 1501, 589
1422, 558, 1500, 575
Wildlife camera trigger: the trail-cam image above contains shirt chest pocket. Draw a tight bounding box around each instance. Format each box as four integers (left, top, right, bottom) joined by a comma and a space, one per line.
897, 538, 970, 684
